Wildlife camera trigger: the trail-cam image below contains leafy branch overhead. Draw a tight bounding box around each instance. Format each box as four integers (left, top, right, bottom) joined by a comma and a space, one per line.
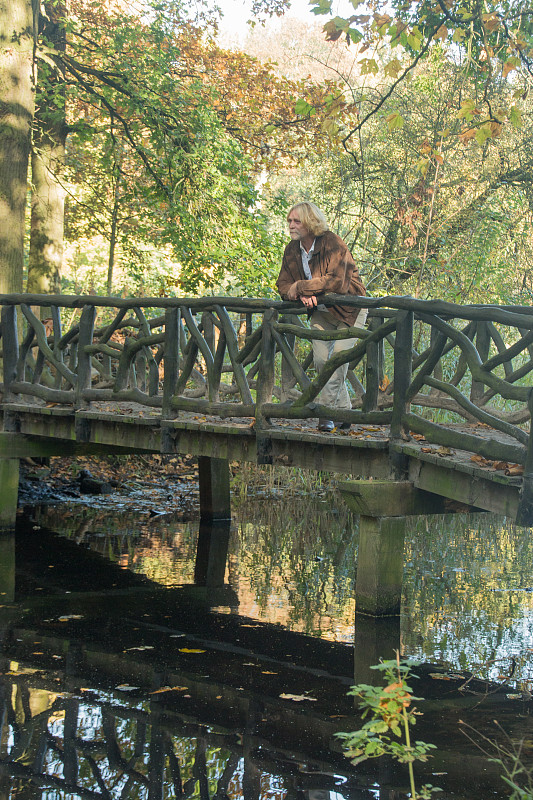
32, 0, 354, 294
308, 0, 532, 146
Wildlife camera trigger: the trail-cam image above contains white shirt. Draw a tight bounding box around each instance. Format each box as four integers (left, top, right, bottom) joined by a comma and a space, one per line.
300, 239, 326, 311
300, 239, 315, 279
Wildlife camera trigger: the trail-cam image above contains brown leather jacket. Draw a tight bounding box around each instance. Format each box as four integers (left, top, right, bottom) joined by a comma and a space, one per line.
276, 230, 366, 326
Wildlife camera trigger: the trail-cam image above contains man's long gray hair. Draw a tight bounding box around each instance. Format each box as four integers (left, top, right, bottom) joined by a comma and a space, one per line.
287, 202, 329, 236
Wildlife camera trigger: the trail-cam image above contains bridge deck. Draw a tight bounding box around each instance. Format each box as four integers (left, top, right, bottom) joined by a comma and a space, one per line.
2, 400, 524, 520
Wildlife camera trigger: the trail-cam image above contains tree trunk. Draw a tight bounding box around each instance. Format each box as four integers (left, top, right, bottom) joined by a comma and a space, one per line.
27, 119, 67, 294
27, 1, 66, 297
106, 170, 122, 295
0, 0, 35, 293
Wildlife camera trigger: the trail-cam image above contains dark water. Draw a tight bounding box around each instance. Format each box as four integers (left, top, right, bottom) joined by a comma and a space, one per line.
1, 490, 533, 799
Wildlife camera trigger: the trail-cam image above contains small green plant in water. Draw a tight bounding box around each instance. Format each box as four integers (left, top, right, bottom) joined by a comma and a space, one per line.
337, 652, 441, 800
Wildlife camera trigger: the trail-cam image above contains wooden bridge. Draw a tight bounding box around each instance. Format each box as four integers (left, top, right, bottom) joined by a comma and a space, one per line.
1, 291, 533, 614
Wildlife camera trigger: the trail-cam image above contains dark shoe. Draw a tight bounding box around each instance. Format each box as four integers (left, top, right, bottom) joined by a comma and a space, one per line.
338, 421, 351, 430
318, 418, 334, 432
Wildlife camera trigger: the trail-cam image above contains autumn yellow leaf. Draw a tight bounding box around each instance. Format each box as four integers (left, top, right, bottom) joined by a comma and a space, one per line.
383, 58, 402, 78
279, 693, 317, 702
506, 464, 524, 476
503, 57, 521, 78
386, 112, 404, 132
373, 12, 391, 31
360, 58, 379, 76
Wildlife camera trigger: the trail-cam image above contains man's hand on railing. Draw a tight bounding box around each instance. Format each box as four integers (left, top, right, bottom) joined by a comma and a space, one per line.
286, 281, 318, 309
300, 295, 318, 310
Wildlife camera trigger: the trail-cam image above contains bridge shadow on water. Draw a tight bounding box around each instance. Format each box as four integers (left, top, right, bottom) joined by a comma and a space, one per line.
1, 494, 533, 799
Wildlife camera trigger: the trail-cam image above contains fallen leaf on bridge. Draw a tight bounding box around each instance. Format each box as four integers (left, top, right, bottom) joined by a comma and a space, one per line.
436, 446, 453, 456
470, 455, 523, 474
411, 433, 426, 441
506, 464, 524, 476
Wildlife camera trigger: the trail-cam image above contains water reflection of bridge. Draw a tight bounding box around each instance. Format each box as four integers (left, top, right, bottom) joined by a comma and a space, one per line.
1, 293, 533, 615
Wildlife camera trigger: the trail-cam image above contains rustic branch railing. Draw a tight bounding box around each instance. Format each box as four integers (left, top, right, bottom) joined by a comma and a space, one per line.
1, 292, 533, 468
0, 668, 358, 799
0, 673, 267, 798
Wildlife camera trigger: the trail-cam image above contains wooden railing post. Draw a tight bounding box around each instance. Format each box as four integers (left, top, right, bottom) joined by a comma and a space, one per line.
75, 305, 96, 442
362, 314, 384, 412
255, 308, 277, 464
50, 305, 63, 389
1, 305, 19, 402
279, 313, 297, 402
163, 306, 180, 418
471, 320, 490, 404
390, 310, 413, 476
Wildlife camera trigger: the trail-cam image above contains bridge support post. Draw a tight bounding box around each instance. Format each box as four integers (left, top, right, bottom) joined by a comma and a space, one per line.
356, 515, 406, 616
339, 480, 454, 618
0, 532, 15, 602
194, 520, 231, 586
0, 459, 19, 533
198, 456, 231, 521
354, 613, 400, 685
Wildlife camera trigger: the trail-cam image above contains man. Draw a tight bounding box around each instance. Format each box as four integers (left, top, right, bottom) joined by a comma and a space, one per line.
276, 201, 366, 432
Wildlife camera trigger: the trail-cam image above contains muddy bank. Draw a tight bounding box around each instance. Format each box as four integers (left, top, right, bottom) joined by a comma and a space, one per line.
17, 454, 201, 516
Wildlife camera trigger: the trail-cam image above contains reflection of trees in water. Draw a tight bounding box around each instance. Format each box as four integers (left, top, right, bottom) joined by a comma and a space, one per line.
34, 505, 200, 586
229, 494, 358, 641
35, 494, 360, 641
34, 496, 533, 677
402, 513, 533, 685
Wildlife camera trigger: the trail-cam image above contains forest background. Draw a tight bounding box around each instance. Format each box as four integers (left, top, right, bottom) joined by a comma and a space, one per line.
2, 0, 533, 308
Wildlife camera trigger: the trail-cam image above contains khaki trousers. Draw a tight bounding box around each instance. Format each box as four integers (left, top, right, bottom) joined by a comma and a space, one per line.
310, 308, 367, 410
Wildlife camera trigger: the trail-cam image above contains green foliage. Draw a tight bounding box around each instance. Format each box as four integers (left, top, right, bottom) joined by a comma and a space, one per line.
38, 0, 296, 298
338, 654, 441, 800
263, 39, 533, 304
